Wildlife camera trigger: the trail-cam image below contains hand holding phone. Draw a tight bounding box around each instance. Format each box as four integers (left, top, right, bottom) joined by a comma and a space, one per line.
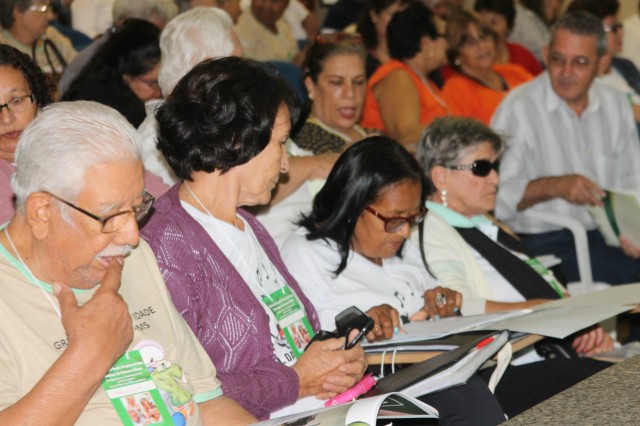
335, 306, 374, 349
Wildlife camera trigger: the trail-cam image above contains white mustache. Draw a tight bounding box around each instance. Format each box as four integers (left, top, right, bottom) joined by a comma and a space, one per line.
96, 245, 134, 258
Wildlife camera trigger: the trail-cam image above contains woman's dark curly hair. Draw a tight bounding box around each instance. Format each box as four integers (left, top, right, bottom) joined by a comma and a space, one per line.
299, 136, 425, 276
387, 1, 440, 61
0, 44, 55, 107
155, 56, 300, 181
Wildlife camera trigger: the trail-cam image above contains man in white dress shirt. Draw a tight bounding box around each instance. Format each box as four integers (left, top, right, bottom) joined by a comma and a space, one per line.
492, 11, 640, 286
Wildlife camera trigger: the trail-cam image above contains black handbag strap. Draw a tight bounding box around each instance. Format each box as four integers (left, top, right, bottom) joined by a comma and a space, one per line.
454, 226, 560, 300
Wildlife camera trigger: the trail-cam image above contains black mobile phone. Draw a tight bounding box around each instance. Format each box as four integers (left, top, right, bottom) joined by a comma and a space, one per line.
335, 306, 375, 350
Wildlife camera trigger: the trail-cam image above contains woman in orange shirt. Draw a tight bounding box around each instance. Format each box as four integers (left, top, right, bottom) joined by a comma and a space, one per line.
360, 1, 455, 152
442, 10, 532, 125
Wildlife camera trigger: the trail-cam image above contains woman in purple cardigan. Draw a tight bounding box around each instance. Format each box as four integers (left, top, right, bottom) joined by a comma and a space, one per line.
141, 57, 367, 420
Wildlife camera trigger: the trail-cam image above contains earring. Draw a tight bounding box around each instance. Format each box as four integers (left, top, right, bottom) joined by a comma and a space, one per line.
441, 189, 448, 208
454, 58, 461, 67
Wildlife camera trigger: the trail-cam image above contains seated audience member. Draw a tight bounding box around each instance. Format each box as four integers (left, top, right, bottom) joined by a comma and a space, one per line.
234, 0, 304, 65
63, 19, 162, 127
255, 32, 367, 245
0, 45, 167, 224
294, 33, 369, 154
138, 6, 242, 185
509, 0, 561, 63
414, 116, 614, 354
622, 1, 640, 69
141, 57, 367, 420
360, 1, 453, 152
0, 101, 255, 425
281, 135, 610, 419
473, 0, 543, 76
60, 0, 178, 96
138, 6, 336, 247
492, 11, 640, 286
355, 0, 410, 77
178, 0, 242, 22
442, 10, 532, 125
567, 0, 640, 126
0, 0, 76, 77
0, 44, 55, 224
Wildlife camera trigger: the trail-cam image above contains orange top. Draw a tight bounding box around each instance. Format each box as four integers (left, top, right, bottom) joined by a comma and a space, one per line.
360, 60, 457, 133
441, 63, 533, 125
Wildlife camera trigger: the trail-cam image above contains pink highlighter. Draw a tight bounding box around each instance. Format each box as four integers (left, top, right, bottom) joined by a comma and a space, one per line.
324, 374, 377, 407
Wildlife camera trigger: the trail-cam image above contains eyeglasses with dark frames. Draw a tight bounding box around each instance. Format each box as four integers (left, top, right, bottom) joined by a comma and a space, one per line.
47, 191, 155, 233
365, 206, 427, 233
447, 159, 500, 177
0, 94, 34, 115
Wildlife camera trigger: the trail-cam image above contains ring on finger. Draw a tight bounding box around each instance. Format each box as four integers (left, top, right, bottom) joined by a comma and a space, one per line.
435, 293, 446, 306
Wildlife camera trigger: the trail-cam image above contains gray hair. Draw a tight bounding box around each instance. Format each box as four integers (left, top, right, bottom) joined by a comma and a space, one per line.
112, 0, 179, 26
550, 11, 607, 57
12, 102, 141, 212
158, 7, 235, 95
416, 117, 504, 194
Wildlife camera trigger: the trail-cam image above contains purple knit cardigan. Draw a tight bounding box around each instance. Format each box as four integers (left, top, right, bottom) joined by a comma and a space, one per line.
141, 185, 321, 419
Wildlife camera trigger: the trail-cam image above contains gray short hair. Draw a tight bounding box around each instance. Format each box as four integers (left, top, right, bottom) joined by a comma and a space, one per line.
550, 11, 607, 57
416, 117, 504, 194
112, 0, 179, 26
158, 7, 235, 95
12, 102, 141, 212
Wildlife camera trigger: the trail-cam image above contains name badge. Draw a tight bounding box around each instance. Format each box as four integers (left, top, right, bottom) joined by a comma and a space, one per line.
262, 286, 315, 358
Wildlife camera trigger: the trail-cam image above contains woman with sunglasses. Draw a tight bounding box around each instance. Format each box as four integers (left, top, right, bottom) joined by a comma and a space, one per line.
294, 32, 370, 155
415, 117, 614, 357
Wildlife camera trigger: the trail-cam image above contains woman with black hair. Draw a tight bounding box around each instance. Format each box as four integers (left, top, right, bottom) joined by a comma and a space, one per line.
284, 136, 454, 331
63, 19, 161, 127
360, 0, 454, 151
355, 0, 410, 77
141, 56, 367, 420
0, 43, 55, 223
282, 134, 611, 421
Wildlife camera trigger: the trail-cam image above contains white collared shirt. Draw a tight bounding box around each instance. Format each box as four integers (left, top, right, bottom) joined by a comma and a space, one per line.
492, 72, 640, 233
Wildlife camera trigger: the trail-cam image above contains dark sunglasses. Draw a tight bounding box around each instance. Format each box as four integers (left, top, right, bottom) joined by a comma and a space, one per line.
365, 206, 428, 233
447, 160, 500, 177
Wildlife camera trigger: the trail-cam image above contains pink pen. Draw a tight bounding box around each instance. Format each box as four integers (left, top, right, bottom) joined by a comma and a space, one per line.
324, 374, 377, 407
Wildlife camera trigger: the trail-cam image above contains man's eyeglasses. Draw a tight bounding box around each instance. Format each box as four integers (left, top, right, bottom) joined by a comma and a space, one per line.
447, 159, 500, 177
28, 3, 52, 13
0, 94, 34, 115
48, 191, 155, 233
603, 23, 623, 34
548, 53, 592, 69
315, 32, 363, 45
365, 206, 427, 233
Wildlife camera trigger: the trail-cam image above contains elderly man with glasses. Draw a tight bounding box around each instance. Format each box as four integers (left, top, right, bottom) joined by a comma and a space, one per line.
0, 101, 256, 425
492, 11, 640, 290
